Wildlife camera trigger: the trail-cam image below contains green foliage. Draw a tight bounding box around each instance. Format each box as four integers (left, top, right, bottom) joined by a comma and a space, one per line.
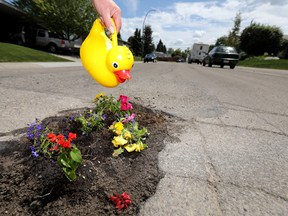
27, 119, 82, 181
143, 25, 155, 56
57, 146, 82, 181
215, 36, 228, 46
0, 42, 71, 62
12, 0, 97, 40
156, 39, 167, 53
215, 13, 242, 50
171, 48, 182, 57
167, 48, 174, 55
109, 120, 149, 157
75, 93, 131, 135
75, 110, 104, 134
238, 56, 288, 70
279, 38, 288, 59
128, 28, 142, 57
240, 22, 283, 56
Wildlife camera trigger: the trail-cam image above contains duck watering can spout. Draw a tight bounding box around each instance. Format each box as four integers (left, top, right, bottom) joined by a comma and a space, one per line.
80, 18, 134, 88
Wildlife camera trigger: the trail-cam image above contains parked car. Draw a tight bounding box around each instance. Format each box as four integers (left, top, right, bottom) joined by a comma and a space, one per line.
176, 57, 185, 63
144, 53, 157, 63
35, 29, 73, 53
202, 46, 239, 69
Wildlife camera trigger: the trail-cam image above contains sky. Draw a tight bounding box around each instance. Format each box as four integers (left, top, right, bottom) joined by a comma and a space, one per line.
115, 0, 288, 50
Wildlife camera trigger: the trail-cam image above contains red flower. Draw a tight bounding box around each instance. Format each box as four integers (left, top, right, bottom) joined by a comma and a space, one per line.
48, 133, 75, 149
118, 95, 129, 103
47, 133, 57, 142
57, 139, 72, 149
57, 134, 65, 142
68, 132, 77, 141
49, 144, 58, 151
118, 95, 133, 111
109, 192, 131, 211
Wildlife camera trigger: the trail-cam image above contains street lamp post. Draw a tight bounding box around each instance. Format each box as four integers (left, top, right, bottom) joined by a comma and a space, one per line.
142, 9, 156, 58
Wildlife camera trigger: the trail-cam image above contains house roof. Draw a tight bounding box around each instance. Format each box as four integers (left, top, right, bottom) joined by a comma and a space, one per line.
0, 0, 25, 18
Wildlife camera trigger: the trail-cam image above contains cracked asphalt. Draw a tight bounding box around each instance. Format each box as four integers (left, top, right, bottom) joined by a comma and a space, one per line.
0, 60, 287, 215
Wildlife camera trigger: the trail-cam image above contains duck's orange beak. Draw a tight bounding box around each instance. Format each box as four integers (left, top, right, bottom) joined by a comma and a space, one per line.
114, 70, 131, 83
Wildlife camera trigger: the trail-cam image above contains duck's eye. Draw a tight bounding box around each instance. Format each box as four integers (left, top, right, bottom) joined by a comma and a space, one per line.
112, 62, 119, 68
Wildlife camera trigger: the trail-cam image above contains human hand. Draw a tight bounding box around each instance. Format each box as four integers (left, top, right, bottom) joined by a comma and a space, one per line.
92, 0, 122, 34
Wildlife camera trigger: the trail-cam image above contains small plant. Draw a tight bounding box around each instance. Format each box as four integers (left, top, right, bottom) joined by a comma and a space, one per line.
109, 113, 149, 157
109, 192, 131, 211
75, 93, 133, 135
27, 119, 82, 181
47, 132, 82, 181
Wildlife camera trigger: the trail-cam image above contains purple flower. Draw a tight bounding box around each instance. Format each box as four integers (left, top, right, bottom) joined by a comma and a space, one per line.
27, 132, 34, 140
122, 113, 136, 123
29, 146, 39, 157
32, 150, 39, 157
36, 124, 42, 131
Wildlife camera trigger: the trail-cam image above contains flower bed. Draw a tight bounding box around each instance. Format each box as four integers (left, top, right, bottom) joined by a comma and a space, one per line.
0, 94, 169, 215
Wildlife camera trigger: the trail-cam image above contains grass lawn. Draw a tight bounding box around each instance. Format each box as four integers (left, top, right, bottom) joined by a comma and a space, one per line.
238, 56, 288, 70
0, 42, 71, 62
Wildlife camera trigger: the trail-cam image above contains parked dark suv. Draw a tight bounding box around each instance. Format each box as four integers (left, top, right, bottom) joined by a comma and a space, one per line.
144, 53, 157, 63
202, 46, 239, 69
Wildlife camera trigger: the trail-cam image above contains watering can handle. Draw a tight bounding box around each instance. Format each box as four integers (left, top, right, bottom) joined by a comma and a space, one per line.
110, 18, 118, 47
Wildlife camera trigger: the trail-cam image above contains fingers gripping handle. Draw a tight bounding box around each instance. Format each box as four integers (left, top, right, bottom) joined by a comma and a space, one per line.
110, 18, 118, 47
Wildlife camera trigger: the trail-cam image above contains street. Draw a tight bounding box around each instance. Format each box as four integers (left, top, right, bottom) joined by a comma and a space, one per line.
1, 61, 288, 215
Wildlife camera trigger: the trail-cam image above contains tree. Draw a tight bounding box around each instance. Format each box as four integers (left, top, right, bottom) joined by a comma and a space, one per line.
215, 13, 242, 50
167, 48, 174, 55
240, 22, 283, 55
12, 0, 97, 40
127, 28, 142, 56
171, 48, 182, 57
215, 36, 228, 46
156, 39, 167, 53
142, 25, 155, 56
227, 12, 241, 50
279, 38, 288, 59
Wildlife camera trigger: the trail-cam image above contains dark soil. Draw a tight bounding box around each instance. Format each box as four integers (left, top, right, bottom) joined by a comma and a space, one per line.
0, 104, 170, 216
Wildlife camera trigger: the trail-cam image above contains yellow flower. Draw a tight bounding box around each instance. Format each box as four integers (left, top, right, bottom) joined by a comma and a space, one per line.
108, 124, 114, 130
94, 92, 104, 101
112, 135, 128, 147
124, 130, 132, 140
114, 122, 124, 135
135, 141, 146, 152
124, 144, 137, 152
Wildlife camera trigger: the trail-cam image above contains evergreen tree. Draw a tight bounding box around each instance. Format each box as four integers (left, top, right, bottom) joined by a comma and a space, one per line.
127, 28, 142, 56
143, 25, 154, 56
156, 39, 166, 53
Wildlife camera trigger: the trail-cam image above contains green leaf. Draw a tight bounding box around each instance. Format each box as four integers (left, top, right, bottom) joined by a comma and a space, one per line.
112, 147, 124, 157
70, 148, 82, 163
57, 154, 71, 168
63, 167, 77, 181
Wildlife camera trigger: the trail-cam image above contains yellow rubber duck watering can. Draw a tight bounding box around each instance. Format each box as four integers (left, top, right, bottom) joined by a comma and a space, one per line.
80, 18, 134, 88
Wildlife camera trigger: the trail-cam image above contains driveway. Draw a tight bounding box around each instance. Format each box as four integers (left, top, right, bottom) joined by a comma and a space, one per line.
0, 61, 288, 215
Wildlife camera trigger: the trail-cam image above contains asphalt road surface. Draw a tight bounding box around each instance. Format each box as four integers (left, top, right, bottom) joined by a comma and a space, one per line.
0, 61, 288, 215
